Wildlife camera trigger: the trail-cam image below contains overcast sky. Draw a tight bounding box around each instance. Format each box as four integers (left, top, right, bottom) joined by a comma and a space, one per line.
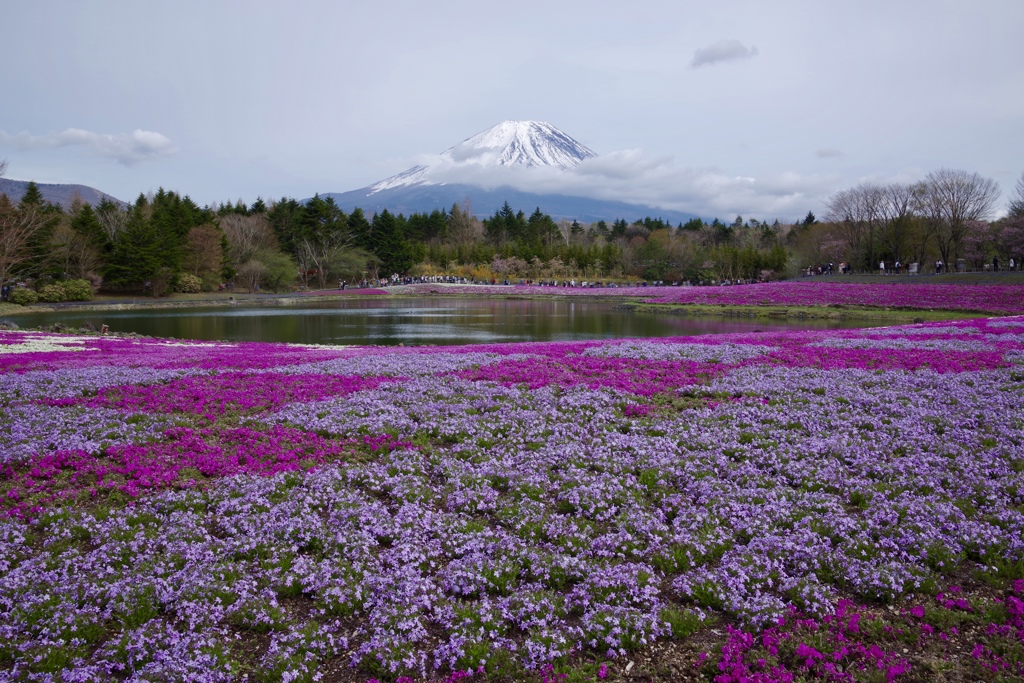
2, 0, 1022, 221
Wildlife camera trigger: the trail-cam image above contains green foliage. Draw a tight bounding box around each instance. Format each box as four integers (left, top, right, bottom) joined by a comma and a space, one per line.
175, 273, 203, 293
9, 288, 38, 305
14, 180, 915, 288
257, 249, 297, 292
661, 606, 705, 639
18, 181, 44, 208
64, 279, 93, 301
369, 209, 414, 275
37, 283, 65, 302
103, 195, 163, 291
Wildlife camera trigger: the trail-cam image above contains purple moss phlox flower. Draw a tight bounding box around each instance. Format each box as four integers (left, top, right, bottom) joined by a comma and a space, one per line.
456, 355, 721, 395
2, 316, 1023, 678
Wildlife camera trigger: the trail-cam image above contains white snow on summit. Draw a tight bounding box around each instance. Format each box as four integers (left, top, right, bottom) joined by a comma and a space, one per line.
368, 121, 596, 194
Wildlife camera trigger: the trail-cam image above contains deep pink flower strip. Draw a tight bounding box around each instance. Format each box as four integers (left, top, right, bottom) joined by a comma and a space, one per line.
2, 425, 414, 518
44, 372, 397, 417
713, 600, 911, 683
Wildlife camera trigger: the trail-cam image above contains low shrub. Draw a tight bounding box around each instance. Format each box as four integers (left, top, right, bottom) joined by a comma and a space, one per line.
175, 274, 203, 294
38, 284, 66, 303
9, 288, 39, 305
63, 279, 94, 301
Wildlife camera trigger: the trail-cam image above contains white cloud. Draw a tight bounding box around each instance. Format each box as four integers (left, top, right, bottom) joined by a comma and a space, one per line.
0, 128, 177, 166
690, 39, 759, 67
409, 150, 834, 220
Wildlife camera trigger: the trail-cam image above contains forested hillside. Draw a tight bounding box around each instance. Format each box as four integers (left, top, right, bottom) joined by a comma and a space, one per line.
2, 168, 1023, 297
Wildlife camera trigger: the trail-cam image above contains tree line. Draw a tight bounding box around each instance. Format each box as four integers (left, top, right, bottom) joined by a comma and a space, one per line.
2, 163, 1023, 300
792, 169, 1024, 273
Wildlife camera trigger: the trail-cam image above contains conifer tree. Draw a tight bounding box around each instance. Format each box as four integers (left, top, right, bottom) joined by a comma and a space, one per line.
369, 209, 412, 275
103, 195, 162, 292
18, 181, 44, 209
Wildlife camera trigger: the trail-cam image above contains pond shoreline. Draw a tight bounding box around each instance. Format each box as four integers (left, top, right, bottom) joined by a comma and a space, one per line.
619, 302, 987, 323
0, 288, 997, 327
2, 278, 1007, 321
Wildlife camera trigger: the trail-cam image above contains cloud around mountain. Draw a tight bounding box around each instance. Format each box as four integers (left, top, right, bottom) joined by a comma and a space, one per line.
393, 148, 831, 220
0, 128, 177, 166
343, 120, 835, 221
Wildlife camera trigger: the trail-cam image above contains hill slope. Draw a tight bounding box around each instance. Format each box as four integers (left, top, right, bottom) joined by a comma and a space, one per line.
0, 178, 125, 209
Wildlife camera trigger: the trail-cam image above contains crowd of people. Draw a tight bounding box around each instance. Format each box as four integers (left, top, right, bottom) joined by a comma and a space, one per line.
802, 257, 1020, 277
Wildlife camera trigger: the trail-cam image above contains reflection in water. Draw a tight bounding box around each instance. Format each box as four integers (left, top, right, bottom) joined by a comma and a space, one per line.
15, 297, 881, 346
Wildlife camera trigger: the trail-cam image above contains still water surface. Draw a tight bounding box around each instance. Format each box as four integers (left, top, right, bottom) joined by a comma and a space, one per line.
17, 298, 879, 346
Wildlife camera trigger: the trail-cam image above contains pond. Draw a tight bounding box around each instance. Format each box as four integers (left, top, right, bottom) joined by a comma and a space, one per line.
11, 297, 881, 346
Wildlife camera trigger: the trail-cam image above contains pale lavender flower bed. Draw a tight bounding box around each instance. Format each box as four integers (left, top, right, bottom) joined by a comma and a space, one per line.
0, 319, 1023, 680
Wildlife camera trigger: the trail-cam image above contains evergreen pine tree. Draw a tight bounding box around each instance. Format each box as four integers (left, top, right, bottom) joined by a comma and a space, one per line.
70, 203, 109, 257
369, 209, 412, 275
19, 181, 44, 209
103, 196, 161, 291
266, 198, 304, 255
348, 208, 372, 252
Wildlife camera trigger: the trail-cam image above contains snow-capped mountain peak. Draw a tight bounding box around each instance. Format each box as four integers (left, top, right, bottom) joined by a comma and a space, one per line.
454, 120, 597, 168
368, 120, 596, 194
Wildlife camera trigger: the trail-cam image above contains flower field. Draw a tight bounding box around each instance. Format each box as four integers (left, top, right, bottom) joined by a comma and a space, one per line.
2, 318, 1024, 682
398, 281, 1024, 315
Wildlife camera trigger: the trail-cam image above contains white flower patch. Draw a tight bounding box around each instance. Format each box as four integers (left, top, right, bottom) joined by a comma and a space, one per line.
277, 343, 352, 350
0, 332, 97, 355
268, 351, 540, 378
148, 340, 237, 348
866, 325, 980, 336
809, 337, 996, 352
988, 319, 1024, 329
582, 340, 776, 364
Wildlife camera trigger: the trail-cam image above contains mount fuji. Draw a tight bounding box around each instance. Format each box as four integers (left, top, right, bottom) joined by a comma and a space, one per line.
320, 121, 698, 224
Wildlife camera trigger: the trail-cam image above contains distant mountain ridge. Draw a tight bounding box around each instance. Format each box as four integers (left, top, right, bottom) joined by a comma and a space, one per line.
0, 178, 125, 209
319, 120, 698, 224
323, 183, 700, 225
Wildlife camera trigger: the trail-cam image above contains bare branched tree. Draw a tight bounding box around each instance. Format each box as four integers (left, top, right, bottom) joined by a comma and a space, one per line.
183, 224, 224, 279
0, 195, 48, 283
446, 200, 483, 247
48, 223, 102, 280
235, 259, 266, 293
0, 159, 8, 178
1009, 171, 1024, 219
96, 203, 130, 244
219, 213, 277, 266
877, 182, 920, 264
918, 169, 1000, 267
555, 219, 573, 246
824, 183, 884, 269
296, 230, 353, 289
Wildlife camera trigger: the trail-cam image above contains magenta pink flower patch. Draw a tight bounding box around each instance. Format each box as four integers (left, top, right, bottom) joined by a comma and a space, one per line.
44, 372, 397, 418
2, 425, 413, 519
